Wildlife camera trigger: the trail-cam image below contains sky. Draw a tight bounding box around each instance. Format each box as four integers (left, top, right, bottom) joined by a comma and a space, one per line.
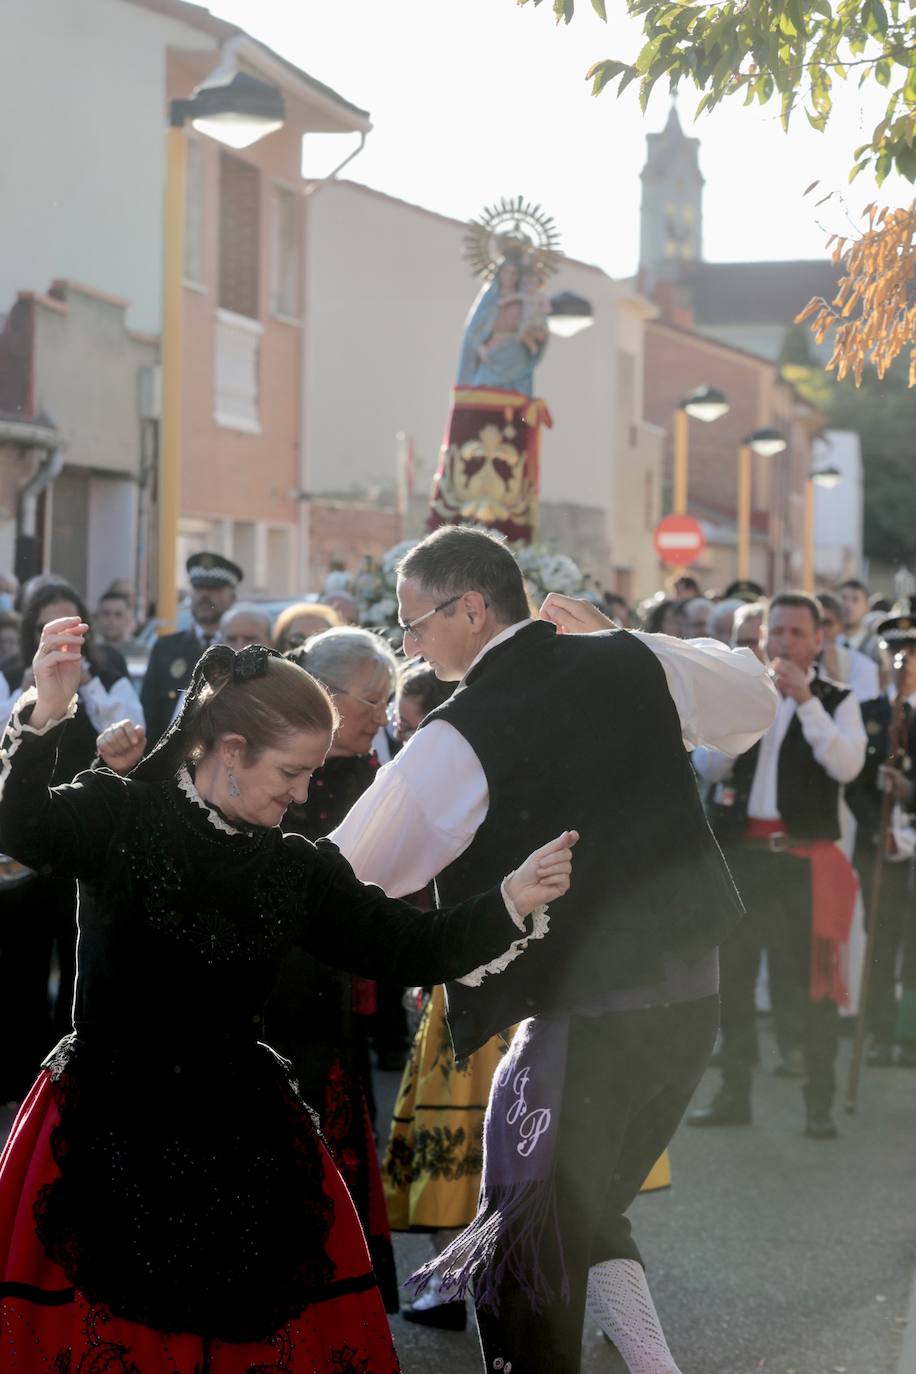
209, 0, 910, 281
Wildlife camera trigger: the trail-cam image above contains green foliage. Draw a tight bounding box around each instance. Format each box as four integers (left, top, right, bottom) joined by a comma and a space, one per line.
784, 357, 916, 561
519, 0, 916, 183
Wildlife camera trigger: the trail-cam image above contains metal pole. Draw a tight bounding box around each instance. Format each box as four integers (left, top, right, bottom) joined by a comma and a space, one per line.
157, 121, 186, 633
802, 475, 815, 594
737, 444, 752, 581
673, 408, 689, 516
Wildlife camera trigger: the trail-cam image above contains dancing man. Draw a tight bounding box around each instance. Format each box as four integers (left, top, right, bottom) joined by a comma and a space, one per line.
332, 525, 777, 1374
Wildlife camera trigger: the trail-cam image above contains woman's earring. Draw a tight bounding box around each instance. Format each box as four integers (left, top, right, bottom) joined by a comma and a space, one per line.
227, 770, 241, 798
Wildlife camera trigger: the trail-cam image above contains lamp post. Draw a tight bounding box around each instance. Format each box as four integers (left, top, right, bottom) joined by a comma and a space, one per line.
802, 464, 842, 594
673, 386, 729, 516
737, 428, 787, 581
547, 291, 594, 338
157, 62, 285, 631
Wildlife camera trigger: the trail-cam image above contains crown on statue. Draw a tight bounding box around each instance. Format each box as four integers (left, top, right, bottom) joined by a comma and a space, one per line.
463, 196, 562, 281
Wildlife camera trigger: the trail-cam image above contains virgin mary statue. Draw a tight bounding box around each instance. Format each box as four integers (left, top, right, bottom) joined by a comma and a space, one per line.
456, 256, 550, 397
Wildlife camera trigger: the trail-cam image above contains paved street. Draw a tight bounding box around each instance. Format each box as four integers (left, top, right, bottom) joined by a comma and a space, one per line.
3, 1022, 914, 1374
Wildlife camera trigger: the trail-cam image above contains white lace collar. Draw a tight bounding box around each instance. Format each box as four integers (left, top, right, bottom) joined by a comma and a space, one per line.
176, 764, 244, 837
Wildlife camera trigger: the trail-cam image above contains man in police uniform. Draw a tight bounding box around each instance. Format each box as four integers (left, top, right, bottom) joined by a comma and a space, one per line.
141, 552, 243, 746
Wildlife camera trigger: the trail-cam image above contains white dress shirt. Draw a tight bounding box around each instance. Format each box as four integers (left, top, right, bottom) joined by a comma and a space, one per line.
0, 669, 145, 735
694, 669, 867, 821
819, 645, 880, 703
331, 623, 778, 897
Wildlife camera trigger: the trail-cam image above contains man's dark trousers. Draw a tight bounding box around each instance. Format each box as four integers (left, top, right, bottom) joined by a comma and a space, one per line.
719, 847, 839, 1110
473, 997, 718, 1374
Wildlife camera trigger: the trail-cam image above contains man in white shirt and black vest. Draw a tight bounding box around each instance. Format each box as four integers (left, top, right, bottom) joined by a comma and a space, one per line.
690, 592, 867, 1141
331, 525, 777, 1374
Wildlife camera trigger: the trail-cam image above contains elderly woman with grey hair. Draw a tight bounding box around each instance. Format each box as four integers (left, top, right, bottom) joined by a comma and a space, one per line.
264, 626, 402, 1312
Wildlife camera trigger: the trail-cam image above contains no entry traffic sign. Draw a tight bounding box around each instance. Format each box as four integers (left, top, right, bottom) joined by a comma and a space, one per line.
654, 514, 706, 566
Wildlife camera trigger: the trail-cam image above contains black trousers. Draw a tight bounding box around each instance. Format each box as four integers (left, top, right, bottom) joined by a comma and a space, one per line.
857, 842, 916, 1043
719, 848, 839, 1110
474, 996, 718, 1374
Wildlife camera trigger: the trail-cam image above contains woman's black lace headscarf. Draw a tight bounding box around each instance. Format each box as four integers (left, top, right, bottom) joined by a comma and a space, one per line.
131, 642, 282, 782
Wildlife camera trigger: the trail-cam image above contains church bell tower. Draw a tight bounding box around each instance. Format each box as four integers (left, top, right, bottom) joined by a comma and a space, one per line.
639, 103, 704, 290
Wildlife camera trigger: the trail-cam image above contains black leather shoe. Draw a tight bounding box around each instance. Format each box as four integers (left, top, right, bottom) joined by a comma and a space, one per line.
866, 1039, 894, 1067
804, 1107, 838, 1140
401, 1299, 467, 1331
687, 1094, 752, 1127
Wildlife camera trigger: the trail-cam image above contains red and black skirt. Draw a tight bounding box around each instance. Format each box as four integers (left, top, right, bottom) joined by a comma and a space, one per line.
0, 1062, 401, 1373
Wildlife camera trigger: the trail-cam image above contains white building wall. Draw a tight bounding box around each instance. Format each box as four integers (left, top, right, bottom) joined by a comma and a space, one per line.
87, 476, 139, 607
813, 429, 864, 582
303, 181, 651, 583
0, 0, 215, 330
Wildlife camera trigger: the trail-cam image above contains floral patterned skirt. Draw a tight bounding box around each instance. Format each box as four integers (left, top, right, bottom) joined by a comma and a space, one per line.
383, 985, 513, 1232
382, 987, 671, 1235
0, 1071, 400, 1374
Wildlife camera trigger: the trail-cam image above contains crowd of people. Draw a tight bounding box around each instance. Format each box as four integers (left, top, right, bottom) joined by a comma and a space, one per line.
0, 534, 913, 1374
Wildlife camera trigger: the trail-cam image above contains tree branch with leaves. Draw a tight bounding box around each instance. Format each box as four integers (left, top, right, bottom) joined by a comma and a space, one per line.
520, 0, 916, 382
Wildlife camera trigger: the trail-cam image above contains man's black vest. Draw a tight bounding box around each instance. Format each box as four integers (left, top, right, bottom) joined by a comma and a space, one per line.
709, 675, 851, 848
423, 622, 743, 1059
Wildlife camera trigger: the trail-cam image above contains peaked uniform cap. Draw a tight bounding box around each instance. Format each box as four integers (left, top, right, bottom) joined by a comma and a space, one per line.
186, 552, 244, 588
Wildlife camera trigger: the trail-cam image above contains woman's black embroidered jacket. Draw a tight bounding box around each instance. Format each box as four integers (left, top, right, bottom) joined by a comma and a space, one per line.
0, 696, 521, 1341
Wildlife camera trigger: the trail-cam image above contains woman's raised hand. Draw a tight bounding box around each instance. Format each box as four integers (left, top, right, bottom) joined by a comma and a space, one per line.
31, 616, 88, 729
539, 593, 615, 635
98, 719, 146, 776
504, 829, 579, 919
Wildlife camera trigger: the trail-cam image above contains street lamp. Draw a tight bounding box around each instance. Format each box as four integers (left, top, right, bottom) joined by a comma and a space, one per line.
737, 428, 787, 580
673, 386, 730, 516
157, 61, 286, 631
803, 464, 843, 593
547, 291, 594, 338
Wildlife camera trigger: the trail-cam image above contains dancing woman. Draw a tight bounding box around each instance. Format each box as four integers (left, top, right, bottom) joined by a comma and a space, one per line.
0, 617, 576, 1374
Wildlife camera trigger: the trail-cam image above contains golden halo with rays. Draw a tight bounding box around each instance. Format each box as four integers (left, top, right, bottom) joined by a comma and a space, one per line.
463, 196, 562, 281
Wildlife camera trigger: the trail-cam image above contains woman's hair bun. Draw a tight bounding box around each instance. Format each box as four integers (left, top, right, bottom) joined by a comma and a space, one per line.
197, 644, 234, 691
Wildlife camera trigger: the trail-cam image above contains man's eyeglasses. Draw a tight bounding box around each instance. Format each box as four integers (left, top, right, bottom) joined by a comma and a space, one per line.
399, 594, 463, 643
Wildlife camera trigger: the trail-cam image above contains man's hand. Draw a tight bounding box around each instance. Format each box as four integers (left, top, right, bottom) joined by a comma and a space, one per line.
540, 593, 615, 635
504, 829, 579, 918
97, 720, 146, 775
770, 657, 813, 705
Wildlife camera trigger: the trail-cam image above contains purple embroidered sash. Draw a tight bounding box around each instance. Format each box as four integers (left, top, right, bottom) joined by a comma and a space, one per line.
406, 1013, 570, 1313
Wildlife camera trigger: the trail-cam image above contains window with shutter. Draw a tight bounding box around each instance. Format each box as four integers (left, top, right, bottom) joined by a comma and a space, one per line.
219, 152, 260, 319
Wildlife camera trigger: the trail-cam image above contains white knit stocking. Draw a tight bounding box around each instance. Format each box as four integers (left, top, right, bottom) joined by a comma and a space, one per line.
586, 1259, 681, 1374
408, 1229, 465, 1311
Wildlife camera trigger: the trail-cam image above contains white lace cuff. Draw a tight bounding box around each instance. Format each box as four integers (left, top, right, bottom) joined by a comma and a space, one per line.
455, 881, 550, 988
0, 689, 78, 802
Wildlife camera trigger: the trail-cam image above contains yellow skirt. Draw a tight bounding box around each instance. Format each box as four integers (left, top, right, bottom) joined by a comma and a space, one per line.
382, 987, 670, 1232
